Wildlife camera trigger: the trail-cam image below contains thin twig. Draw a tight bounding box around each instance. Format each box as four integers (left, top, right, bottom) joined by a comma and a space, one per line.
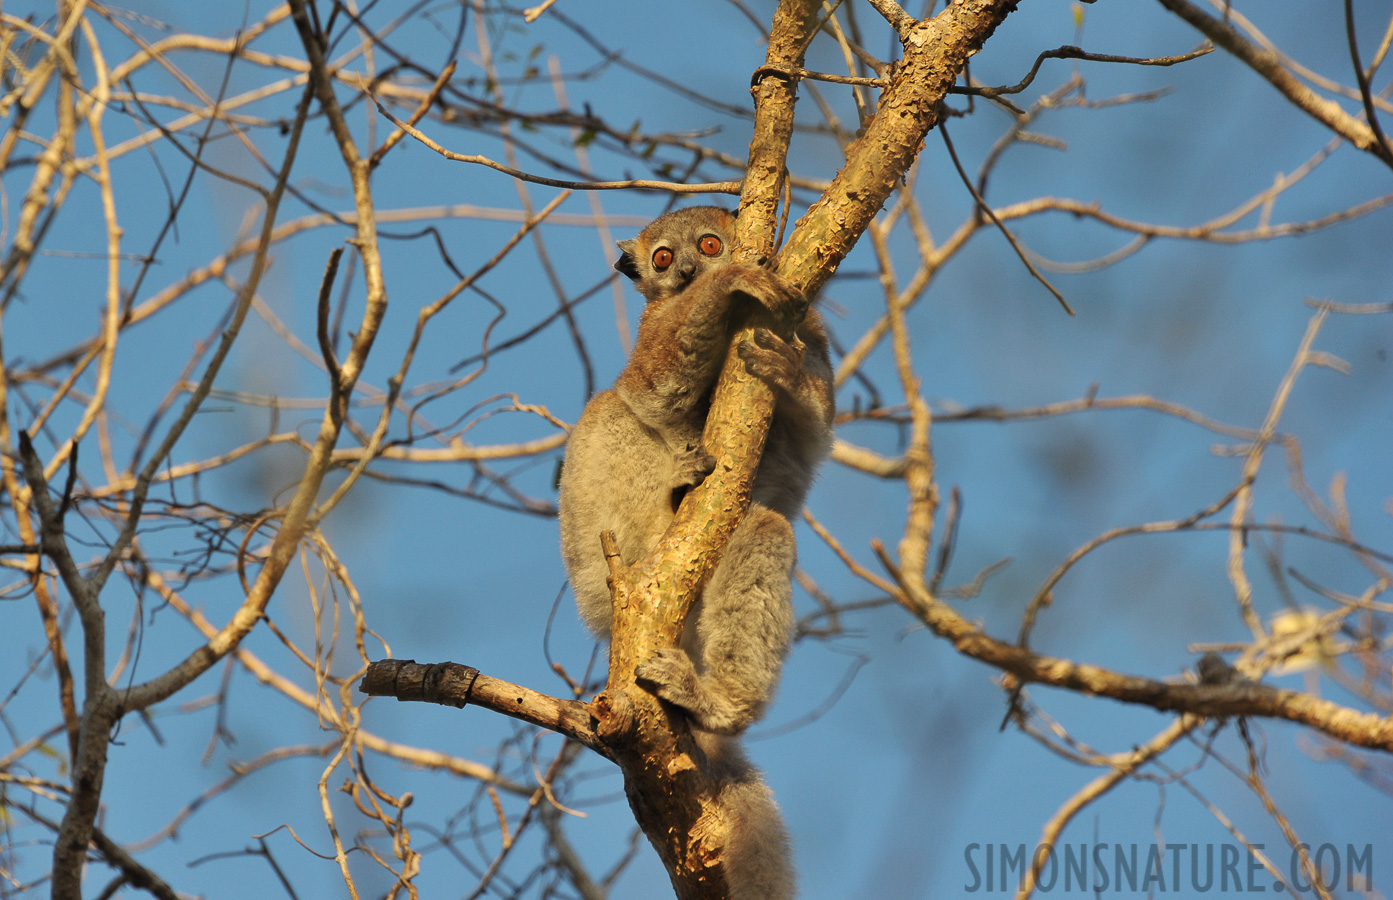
369, 94, 741, 194
940, 122, 1073, 315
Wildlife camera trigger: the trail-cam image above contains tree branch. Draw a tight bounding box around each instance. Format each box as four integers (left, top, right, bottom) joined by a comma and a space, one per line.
349, 2, 1023, 895
590, 3, 1024, 897
581, 4, 826, 898
880, 544, 1393, 753
776, 0, 1021, 295
359, 659, 609, 758
1343, 0, 1393, 164
1158, 0, 1392, 164
370, 96, 742, 195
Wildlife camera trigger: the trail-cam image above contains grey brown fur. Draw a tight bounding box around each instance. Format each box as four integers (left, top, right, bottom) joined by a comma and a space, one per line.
559, 207, 834, 900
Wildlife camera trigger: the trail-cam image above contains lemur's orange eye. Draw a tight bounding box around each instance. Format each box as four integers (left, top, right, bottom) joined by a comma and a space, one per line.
699, 235, 723, 256
652, 248, 674, 270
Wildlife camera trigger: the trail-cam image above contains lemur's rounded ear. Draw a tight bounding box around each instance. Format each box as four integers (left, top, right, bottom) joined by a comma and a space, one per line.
614, 240, 640, 281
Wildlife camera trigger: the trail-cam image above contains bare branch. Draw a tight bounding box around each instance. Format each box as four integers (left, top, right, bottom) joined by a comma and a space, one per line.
1343, 0, 1393, 163
939, 122, 1073, 314
957, 42, 1214, 99
866, 0, 916, 39
359, 659, 608, 758
882, 544, 1393, 753
370, 94, 741, 195
1158, 0, 1392, 163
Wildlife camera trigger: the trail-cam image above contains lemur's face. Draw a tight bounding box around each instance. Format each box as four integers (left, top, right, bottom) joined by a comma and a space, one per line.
614, 206, 735, 302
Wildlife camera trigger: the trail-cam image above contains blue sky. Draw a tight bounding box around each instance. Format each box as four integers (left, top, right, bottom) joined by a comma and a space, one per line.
2, 1, 1391, 897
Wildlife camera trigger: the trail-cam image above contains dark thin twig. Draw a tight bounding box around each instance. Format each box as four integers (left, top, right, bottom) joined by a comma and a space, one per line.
1344, 0, 1393, 163
316, 248, 345, 425
930, 486, 961, 595
450, 274, 613, 373
954, 42, 1213, 99
371, 94, 741, 194
939, 123, 1073, 315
